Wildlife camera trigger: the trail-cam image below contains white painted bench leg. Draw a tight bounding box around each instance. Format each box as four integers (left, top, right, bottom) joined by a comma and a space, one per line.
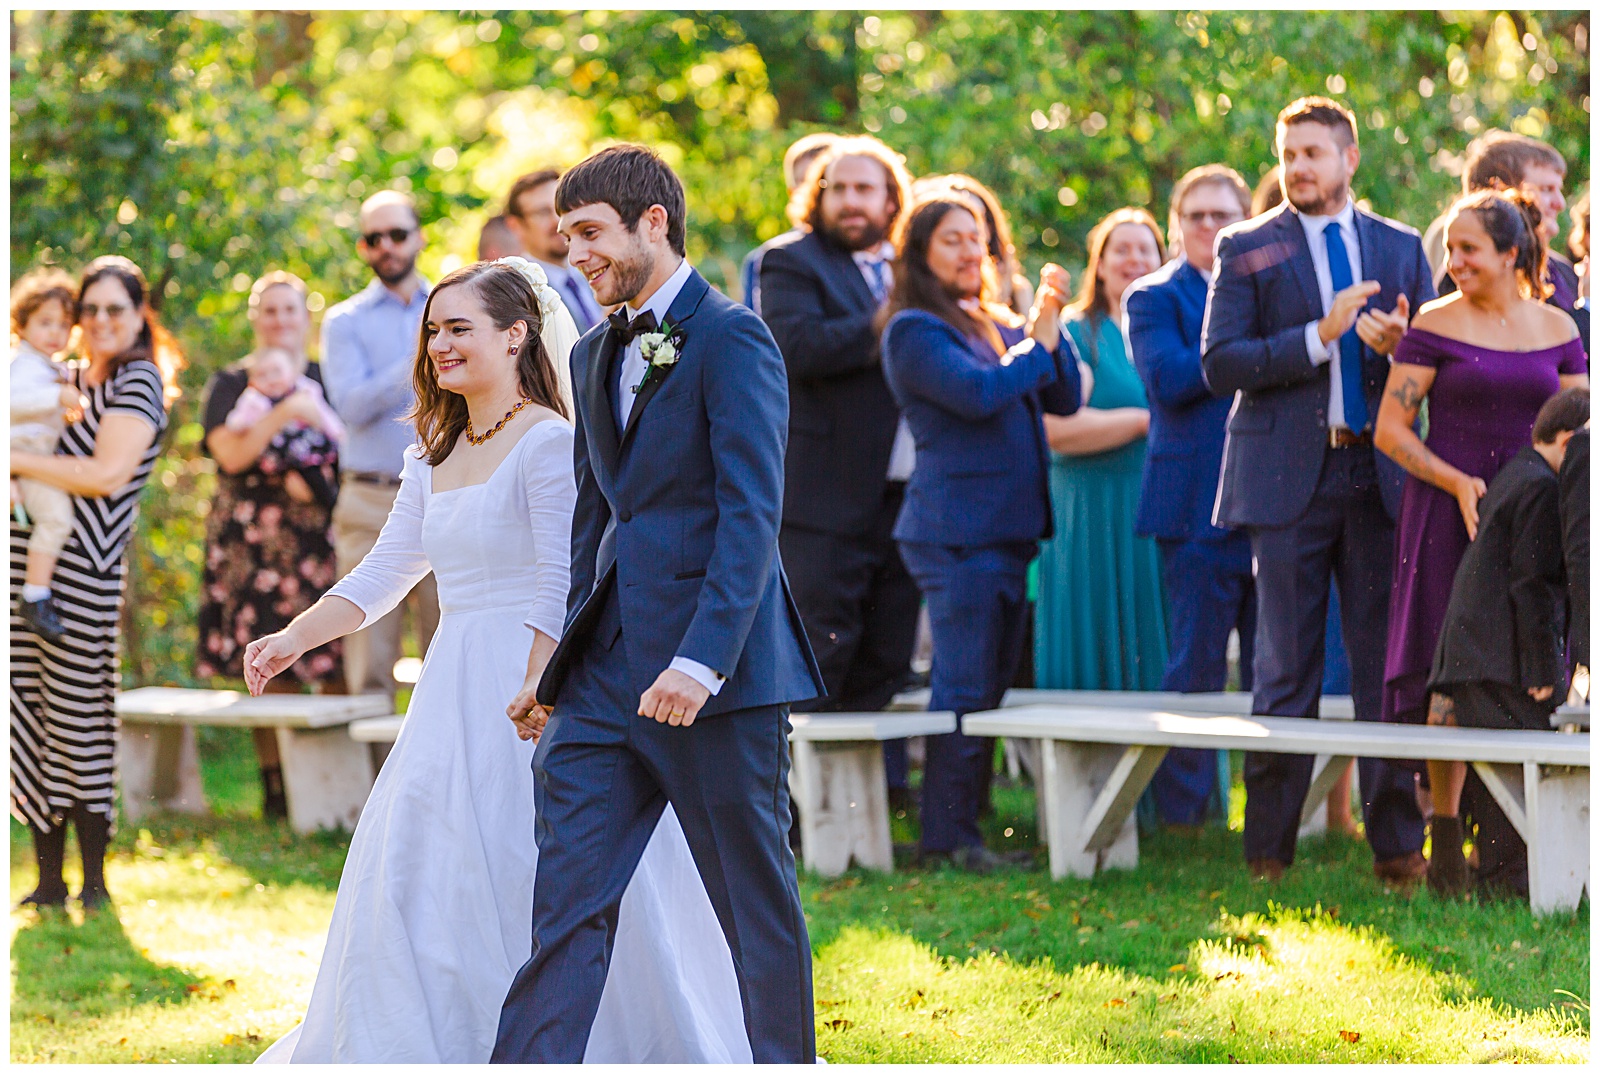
1038, 740, 1159, 880
1523, 762, 1589, 915
118, 721, 207, 821
1298, 754, 1354, 837
789, 740, 892, 876
275, 726, 375, 834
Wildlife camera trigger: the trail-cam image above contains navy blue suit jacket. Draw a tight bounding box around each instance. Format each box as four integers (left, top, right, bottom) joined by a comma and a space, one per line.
1125, 258, 1234, 542
881, 310, 1081, 547
1200, 202, 1436, 528
537, 268, 825, 715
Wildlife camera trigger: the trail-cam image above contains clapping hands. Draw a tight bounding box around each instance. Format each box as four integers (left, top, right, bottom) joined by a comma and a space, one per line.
1356, 292, 1411, 356
1026, 263, 1072, 351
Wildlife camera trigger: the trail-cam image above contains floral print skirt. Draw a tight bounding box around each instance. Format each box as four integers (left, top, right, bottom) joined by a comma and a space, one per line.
195, 469, 342, 685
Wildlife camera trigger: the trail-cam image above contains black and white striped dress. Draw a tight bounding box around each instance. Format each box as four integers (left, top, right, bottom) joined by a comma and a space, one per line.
10, 358, 169, 830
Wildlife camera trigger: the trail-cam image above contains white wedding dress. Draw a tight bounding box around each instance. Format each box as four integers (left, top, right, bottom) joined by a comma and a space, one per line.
257, 419, 750, 1063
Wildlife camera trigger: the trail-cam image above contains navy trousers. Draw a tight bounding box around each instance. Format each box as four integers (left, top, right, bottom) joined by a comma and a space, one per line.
492, 596, 814, 1063
1243, 446, 1425, 867
1153, 535, 1256, 825
898, 540, 1033, 853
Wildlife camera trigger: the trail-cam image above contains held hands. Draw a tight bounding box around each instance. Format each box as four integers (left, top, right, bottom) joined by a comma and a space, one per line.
1355, 293, 1411, 357
639, 668, 711, 728
1318, 280, 1382, 346
1454, 472, 1488, 540
242, 628, 308, 696
506, 676, 551, 743
1026, 263, 1072, 352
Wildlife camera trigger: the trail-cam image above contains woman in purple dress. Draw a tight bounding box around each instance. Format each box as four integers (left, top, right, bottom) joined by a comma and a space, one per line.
1375, 189, 1587, 894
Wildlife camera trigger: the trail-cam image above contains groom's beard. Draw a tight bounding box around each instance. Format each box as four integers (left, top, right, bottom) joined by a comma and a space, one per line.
589, 233, 658, 308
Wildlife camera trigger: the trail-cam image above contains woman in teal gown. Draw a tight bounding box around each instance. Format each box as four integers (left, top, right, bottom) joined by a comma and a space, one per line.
1036, 208, 1170, 690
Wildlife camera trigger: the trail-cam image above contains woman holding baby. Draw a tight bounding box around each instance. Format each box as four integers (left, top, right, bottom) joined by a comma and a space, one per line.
195, 271, 345, 817
11, 255, 183, 912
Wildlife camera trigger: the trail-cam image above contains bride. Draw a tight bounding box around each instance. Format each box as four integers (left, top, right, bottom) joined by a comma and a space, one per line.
245, 258, 750, 1063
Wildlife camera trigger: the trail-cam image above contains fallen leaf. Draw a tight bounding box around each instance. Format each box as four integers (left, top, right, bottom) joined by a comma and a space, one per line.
1345, 959, 1356, 970
1120, 919, 1142, 929
823, 1018, 852, 1031
1163, 1029, 1183, 1039
186, 984, 201, 994
1105, 998, 1127, 1008
118, 1038, 129, 1046
224, 979, 237, 990
1167, 963, 1188, 973
222, 1035, 235, 1045
1339, 1030, 1361, 1044
1023, 908, 1043, 920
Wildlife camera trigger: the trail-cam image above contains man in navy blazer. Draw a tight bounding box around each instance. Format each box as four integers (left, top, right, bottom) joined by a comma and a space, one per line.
1201, 98, 1433, 884
493, 146, 825, 1064
1125, 164, 1256, 828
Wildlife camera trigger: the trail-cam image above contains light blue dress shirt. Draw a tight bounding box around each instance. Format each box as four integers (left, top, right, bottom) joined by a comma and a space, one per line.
319, 277, 431, 476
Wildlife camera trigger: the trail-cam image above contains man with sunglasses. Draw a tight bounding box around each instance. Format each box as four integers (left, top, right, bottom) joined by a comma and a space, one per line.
320, 188, 440, 700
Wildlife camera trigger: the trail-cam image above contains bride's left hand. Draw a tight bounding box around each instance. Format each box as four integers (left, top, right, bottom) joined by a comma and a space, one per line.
506, 678, 550, 742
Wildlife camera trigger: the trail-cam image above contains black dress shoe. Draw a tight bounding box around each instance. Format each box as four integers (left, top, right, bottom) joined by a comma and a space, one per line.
17, 596, 66, 645
77, 883, 112, 913
16, 883, 69, 911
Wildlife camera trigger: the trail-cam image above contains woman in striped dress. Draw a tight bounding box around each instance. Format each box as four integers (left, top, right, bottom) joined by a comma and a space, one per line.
10, 256, 180, 911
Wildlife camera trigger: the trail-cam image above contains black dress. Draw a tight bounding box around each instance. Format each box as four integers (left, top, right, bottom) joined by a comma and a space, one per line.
193, 361, 342, 685
10, 359, 169, 829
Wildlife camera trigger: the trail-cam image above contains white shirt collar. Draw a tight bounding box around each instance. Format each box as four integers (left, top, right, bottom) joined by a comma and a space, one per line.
626, 258, 693, 323
852, 241, 895, 265
1297, 196, 1358, 239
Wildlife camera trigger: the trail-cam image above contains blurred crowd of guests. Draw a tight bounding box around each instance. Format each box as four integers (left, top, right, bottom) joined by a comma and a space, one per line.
9, 90, 1588, 912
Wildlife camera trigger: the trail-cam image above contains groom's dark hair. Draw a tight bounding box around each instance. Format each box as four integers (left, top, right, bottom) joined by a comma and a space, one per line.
554, 145, 687, 256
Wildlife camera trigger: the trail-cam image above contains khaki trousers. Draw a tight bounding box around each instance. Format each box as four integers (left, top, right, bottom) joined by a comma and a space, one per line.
332, 475, 439, 699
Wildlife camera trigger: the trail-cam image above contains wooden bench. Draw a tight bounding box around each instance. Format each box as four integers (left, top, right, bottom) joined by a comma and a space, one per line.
117, 688, 391, 834
789, 711, 956, 877
963, 704, 1590, 914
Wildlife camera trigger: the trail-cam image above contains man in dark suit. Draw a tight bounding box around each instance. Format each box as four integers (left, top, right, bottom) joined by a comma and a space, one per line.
1201, 97, 1434, 884
493, 145, 825, 1064
739, 131, 838, 314
1125, 164, 1256, 828
759, 136, 924, 795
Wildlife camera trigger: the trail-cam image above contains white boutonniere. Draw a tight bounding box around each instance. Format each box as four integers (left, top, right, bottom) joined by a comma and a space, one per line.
633, 321, 686, 393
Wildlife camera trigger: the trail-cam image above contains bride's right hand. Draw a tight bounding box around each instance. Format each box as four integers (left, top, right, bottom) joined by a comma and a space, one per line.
243, 630, 307, 696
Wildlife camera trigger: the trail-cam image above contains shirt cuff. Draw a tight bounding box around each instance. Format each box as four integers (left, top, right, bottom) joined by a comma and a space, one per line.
1305, 322, 1333, 365
670, 657, 726, 696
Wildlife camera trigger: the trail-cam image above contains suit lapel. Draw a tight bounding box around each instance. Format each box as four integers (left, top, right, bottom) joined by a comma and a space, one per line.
825, 241, 877, 312
1175, 261, 1208, 343
618, 269, 711, 451
1281, 207, 1325, 324
585, 326, 622, 480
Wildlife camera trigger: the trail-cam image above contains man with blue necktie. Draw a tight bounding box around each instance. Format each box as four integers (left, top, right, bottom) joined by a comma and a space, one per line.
505, 168, 607, 332
1201, 97, 1433, 885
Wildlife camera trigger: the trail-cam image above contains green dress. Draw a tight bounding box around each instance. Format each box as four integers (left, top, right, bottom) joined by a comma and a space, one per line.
1034, 310, 1168, 690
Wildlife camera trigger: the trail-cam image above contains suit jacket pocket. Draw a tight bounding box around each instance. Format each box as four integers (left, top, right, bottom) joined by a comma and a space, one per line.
643, 390, 696, 423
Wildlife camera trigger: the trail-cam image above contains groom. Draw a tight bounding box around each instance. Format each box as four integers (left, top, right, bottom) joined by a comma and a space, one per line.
492, 145, 826, 1064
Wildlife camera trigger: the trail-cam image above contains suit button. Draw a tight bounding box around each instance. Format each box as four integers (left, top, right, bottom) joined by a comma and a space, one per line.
618, 508, 632, 523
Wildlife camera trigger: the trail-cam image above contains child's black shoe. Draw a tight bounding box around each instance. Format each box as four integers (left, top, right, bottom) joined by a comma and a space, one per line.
18, 595, 66, 644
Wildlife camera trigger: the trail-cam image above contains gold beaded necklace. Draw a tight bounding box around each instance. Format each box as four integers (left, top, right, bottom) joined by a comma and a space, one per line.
465, 397, 533, 446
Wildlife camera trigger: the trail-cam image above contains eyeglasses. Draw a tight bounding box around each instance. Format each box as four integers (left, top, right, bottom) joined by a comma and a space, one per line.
1181, 211, 1243, 226
80, 303, 132, 320
362, 227, 414, 247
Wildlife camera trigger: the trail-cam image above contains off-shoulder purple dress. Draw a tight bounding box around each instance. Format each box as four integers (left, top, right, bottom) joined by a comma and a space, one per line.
1382, 327, 1587, 727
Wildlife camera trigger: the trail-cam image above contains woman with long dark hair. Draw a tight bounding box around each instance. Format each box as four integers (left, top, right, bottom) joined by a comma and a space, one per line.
879, 194, 1079, 872
1375, 189, 1587, 896
10, 255, 181, 911
244, 259, 747, 1062
1034, 207, 1168, 693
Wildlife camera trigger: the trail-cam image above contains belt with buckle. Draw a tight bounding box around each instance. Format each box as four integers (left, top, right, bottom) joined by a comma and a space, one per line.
343, 470, 403, 488
1328, 427, 1372, 449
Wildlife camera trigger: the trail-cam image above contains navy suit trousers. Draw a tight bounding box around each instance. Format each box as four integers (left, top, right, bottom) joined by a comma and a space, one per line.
492, 593, 815, 1064
898, 540, 1034, 852
1244, 446, 1425, 866
1152, 535, 1256, 825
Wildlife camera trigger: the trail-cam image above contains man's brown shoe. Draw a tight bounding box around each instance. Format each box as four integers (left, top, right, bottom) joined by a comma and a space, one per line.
1374, 850, 1427, 887
1247, 858, 1285, 881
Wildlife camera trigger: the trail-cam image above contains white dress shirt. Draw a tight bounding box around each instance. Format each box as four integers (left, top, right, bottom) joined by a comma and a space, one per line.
852, 242, 917, 482
613, 259, 725, 696
1296, 197, 1365, 430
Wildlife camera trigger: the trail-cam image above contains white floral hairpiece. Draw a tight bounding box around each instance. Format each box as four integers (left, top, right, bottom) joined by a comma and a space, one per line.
492, 256, 565, 323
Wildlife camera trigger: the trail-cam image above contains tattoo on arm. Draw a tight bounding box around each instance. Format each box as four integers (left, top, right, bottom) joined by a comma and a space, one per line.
1387, 375, 1425, 413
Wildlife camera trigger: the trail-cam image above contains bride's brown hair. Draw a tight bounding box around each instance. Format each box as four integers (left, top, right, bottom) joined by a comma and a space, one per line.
408, 262, 569, 466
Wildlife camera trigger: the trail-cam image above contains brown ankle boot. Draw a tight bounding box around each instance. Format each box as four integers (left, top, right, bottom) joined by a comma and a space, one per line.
1427, 814, 1471, 897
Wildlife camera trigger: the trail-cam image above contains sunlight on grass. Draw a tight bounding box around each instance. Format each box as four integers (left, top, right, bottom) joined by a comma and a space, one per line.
814, 914, 1589, 1063
11, 838, 332, 1063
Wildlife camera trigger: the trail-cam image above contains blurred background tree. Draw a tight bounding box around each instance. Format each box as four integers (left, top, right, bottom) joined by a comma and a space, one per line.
9, 8, 1589, 687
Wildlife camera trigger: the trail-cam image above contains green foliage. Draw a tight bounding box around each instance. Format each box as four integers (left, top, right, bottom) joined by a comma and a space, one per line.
8, 9, 1589, 685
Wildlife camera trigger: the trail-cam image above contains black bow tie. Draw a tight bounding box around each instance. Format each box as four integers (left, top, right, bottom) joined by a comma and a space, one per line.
608, 308, 658, 345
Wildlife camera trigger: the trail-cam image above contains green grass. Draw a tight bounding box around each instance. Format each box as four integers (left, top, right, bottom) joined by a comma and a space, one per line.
10, 731, 1590, 1063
